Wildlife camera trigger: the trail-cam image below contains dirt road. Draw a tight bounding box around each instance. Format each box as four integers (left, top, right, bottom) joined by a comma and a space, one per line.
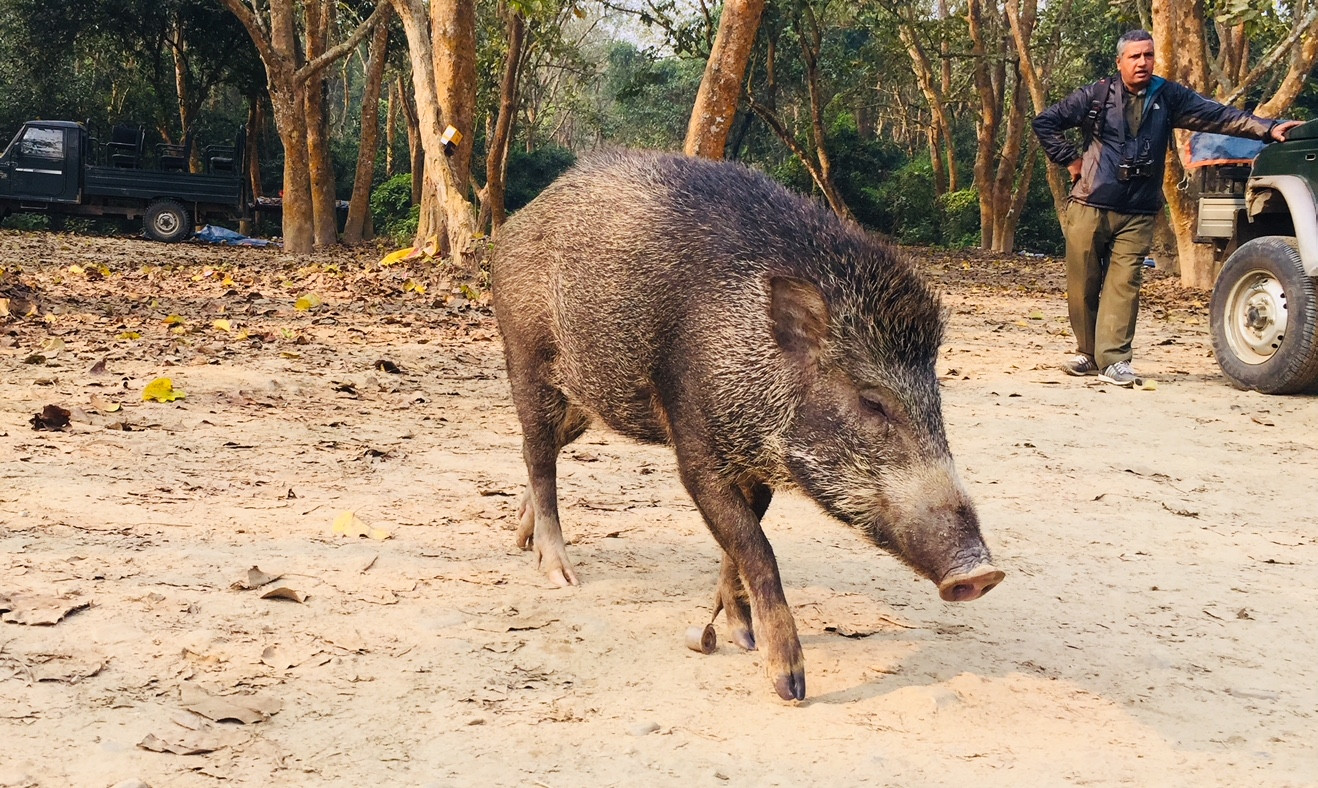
1, 232, 1314, 786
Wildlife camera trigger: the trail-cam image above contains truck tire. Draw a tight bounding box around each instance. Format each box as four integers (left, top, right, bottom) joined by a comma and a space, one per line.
1209, 236, 1318, 393
144, 199, 193, 243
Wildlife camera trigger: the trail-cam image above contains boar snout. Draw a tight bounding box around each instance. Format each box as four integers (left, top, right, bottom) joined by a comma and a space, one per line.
938, 563, 1004, 602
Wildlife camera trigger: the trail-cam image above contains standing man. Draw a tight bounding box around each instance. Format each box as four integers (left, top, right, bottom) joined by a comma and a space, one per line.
1032, 29, 1302, 386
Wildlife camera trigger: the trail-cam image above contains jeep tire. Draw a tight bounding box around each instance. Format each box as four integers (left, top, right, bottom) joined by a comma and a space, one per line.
144, 199, 193, 243
1210, 236, 1318, 393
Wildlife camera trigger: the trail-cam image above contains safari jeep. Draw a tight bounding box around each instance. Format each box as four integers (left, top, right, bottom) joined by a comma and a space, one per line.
1191, 120, 1318, 394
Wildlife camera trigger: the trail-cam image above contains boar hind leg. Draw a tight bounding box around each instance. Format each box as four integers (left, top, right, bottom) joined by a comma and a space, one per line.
678, 460, 804, 700
713, 481, 772, 652
511, 380, 590, 588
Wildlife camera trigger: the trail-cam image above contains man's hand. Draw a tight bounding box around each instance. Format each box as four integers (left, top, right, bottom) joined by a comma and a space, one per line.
1067, 158, 1083, 182
1271, 120, 1305, 142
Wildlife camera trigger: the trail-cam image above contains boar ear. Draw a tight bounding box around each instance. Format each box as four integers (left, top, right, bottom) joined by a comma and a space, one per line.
769, 276, 830, 363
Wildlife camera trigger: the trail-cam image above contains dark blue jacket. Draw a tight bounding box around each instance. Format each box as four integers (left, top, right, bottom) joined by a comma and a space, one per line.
1032, 76, 1276, 214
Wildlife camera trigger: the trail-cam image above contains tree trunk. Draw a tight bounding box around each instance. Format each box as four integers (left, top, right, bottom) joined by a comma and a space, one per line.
386, 82, 399, 176
398, 74, 423, 204
243, 100, 262, 235
344, 12, 391, 244
391, 0, 477, 268
272, 84, 316, 253
433, 0, 478, 189
1006, 0, 1070, 215
966, 0, 999, 249
485, 7, 526, 235
304, 0, 339, 246
684, 0, 766, 158
896, 19, 958, 192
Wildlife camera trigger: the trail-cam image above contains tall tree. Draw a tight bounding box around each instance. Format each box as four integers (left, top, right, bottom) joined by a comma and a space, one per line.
482, 1, 527, 234
389, 0, 477, 267
345, 6, 392, 244
684, 0, 766, 157
220, 0, 386, 253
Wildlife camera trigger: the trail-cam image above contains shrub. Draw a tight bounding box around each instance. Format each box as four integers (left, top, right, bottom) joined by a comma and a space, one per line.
937, 189, 981, 248
370, 173, 418, 246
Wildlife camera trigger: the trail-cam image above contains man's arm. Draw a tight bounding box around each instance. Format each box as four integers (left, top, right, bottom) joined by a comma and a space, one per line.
1168, 82, 1301, 141
1032, 84, 1097, 180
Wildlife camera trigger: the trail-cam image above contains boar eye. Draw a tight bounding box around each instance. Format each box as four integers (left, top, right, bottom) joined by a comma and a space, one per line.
859, 392, 890, 421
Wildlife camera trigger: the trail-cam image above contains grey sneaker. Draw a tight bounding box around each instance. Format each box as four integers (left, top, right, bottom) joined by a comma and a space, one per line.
1061, 354, 1099, 376
1099, 360, 1138, 387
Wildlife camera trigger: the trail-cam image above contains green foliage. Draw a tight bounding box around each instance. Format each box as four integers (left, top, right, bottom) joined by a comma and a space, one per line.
873, 157, 939, 245
937, 189, 981, 248
370, 174, 419, 246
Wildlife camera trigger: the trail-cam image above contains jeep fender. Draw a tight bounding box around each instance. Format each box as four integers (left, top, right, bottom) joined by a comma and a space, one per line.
1246, 175, 1318, 276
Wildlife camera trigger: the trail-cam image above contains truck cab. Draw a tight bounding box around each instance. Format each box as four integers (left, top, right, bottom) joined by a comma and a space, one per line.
0, 120, 84, 203
1192, 120, 1318, 393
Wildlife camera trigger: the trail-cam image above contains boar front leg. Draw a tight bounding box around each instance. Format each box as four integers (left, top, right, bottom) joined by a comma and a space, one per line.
677, 459, 804, 700
713, 481, 773, 652
506, 351, 590, 587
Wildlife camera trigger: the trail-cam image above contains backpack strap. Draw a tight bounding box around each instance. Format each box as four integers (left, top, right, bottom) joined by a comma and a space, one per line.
1080, 77, 1113, 151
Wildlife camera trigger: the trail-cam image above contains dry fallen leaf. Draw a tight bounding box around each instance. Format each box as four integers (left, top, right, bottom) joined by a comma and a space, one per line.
38, 337, 65, 358
260, 586, 307, 603
89, 393, 121, 414
213, 319, 233, 332
31, 404, 71, 431
1, 593, 91, 625
180, 683, 282, 724
31, 653, 105, 683
230, 565, 281, 591
143, 377, 186, 402
88, 357, 108, 375
332, 510, 390, 540
295, 293, 323, 311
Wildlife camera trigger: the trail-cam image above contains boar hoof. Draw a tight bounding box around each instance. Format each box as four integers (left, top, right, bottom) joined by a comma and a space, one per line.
772, 667, 806, 701
535, 543, 579, 587
937, 565, 1004, 602
515, 490, 536, 550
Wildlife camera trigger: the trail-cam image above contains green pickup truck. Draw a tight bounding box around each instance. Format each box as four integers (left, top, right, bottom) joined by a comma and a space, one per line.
1189, 119, 1318, 393
0, 119, 249, 243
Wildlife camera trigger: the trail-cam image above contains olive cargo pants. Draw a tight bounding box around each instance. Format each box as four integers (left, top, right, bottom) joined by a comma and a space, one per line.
1062, 203, 1156, 370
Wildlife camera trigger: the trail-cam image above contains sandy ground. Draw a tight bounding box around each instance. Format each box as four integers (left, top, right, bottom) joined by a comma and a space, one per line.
0, 230, 1315, 787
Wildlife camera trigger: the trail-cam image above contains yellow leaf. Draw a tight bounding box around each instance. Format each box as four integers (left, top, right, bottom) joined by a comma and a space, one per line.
213, 319, 232, 332
163, 314, 184, 326
379, 247, 414, 267
142, 377, 186, 402
118, 331, 142, 340
332, 511, 390, 540
235, 329, 250, 341
170, 325, 187, 335
280, 351, 301, 359
1027, 310, 1045, 320
221, 275, 235, 287
295, 293, 323, 311
403, 280, 427, 295
68, 264, 84, 275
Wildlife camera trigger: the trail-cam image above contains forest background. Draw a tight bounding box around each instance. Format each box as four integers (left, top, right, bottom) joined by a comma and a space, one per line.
1, 0, 1316, 289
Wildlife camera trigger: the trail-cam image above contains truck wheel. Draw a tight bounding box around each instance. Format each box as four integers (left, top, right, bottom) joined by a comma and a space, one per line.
144, 199, 193, 243
1210, 236, 1318, 393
